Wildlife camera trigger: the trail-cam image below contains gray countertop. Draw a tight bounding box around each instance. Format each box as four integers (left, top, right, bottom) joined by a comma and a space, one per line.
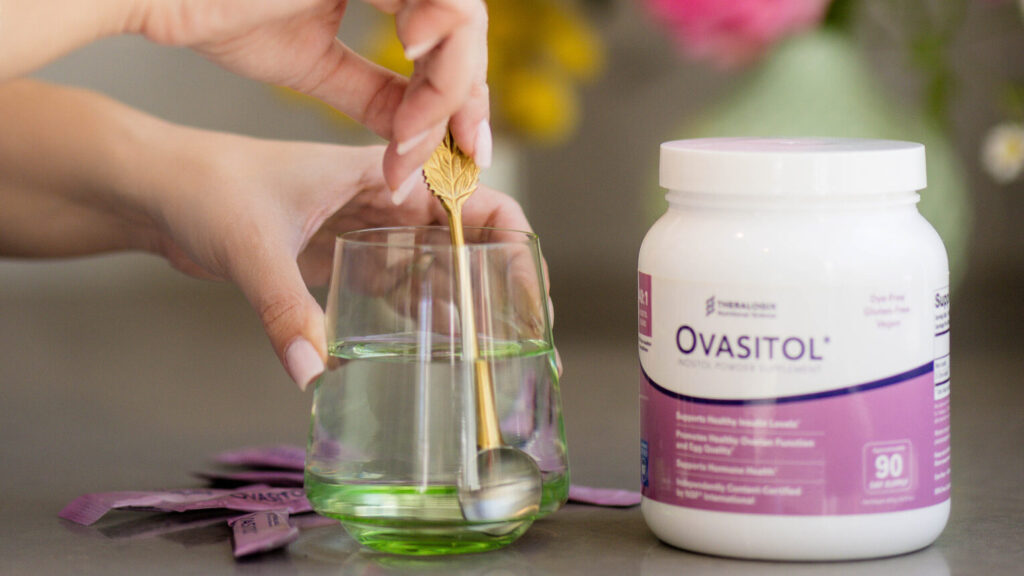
1, 266, 1022, 575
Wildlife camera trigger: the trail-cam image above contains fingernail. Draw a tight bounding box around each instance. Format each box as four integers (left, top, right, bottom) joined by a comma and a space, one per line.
391, 170, 421, 205
396, 128, 432, 156
285, 338, 324, 391
474, 119, 493, 169
404, 38, 441, 61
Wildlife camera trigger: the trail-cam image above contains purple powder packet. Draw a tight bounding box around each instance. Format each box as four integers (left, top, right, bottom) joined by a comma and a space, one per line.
197, 470, 305, 487
568, 485, 642, 508
214, 445, 306, 470
60, 489, 234, 526
228, 509, 299, 558
180, 486, 312, 515
60, 486, 311, 526
97, 509, 236, 540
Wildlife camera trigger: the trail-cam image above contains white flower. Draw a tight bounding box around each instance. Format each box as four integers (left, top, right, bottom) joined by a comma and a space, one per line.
981, 123, 1024, 184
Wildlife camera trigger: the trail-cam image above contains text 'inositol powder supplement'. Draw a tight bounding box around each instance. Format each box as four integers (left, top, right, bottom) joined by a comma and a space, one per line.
638, 138, 950, 560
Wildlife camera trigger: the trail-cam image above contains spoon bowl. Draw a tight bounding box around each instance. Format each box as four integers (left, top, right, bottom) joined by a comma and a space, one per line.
459, 446, 544, 522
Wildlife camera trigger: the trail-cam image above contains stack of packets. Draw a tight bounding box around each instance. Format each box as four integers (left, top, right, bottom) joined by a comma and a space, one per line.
59, 445, 641, 559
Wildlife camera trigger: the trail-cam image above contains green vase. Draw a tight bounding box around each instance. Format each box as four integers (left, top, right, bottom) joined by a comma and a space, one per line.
674, 30, 971, 288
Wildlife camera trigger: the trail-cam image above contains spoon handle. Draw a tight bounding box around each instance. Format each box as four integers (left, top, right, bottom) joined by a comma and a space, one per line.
474, 359, 502, 449
426, 132, 504, 451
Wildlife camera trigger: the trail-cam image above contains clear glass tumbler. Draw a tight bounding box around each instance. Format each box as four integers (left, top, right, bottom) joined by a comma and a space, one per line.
305, 226, 568, 555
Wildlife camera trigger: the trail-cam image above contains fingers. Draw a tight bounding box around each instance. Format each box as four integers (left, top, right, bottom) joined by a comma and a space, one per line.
383, 121, 447, 201
365, 0, 478, 62
303, 1, 489, 193
391, 0, 472, 59
387, 80, 491, 190
389, 1, 482, 141
230, 240, 326, 391
302, 40, 407, 140
295, 38, 425, 194
448, 82, 492, 168
384, 0, 491, 189
301, 40, 485, 194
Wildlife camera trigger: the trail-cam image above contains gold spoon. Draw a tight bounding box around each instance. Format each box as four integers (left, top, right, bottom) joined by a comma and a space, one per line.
423, 131, 542, 522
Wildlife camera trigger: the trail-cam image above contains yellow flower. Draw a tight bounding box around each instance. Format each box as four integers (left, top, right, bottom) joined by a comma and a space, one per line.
365, 0, 604, 144
486, 0, 603, 142
497, 68, 579, 145
539, 2, 604, 81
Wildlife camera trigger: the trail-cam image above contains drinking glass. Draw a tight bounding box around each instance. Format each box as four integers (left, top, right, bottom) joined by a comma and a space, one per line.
305, 226, 568, 555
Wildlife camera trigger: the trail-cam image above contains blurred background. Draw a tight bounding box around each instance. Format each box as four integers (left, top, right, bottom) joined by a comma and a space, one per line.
2, 0, 1022, 494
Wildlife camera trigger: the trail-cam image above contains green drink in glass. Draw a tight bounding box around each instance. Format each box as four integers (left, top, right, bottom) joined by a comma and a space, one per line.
305, 227, 569, 555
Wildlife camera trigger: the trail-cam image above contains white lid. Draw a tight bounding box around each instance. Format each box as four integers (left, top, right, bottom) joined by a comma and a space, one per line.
660, 137, 926, 196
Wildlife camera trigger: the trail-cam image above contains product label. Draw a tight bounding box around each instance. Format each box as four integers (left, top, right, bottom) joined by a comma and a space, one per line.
638, 272, 951, 515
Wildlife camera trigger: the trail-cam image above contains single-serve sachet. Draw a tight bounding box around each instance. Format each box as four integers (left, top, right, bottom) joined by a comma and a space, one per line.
58, 444, 642, 560
228, 510, 300, 558
59, 485, 311, 526
59, 485, 317, 559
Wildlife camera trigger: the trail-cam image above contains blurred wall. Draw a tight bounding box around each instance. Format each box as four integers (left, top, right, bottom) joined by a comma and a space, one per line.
526, 2, 1024, 341
2, 1, 1022, 342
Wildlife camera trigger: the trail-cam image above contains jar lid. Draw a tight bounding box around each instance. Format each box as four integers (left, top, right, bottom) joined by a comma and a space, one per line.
660, 138, 926, 196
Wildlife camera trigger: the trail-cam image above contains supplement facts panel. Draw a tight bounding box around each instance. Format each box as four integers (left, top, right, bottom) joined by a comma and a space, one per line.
932, 286, 951, 500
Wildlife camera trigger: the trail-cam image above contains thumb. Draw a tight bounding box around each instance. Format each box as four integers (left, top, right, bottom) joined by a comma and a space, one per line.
233, 247, 326, 391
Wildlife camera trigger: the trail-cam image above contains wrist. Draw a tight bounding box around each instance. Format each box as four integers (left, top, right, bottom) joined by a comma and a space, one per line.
99, 105, 191, 255
0, 0, 148, 80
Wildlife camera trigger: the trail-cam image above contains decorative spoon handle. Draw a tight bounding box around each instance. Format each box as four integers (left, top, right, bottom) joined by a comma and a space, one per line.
423, 131, 502, 450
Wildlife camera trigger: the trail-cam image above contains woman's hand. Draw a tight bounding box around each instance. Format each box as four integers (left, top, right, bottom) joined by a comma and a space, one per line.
138, 132, 524, 389
0, 80, 527, 389
130, 0, 491, 195
0, 0, 490, 197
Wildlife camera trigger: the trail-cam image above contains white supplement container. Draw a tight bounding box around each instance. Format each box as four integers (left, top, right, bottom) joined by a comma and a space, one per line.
638, 138, 951, 560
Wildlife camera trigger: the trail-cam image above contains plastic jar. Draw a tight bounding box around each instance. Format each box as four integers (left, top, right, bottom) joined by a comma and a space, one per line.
638, 138, 951, 560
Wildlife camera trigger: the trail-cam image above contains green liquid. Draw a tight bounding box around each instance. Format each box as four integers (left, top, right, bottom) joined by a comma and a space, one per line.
329, 336, 554, 361
306, 336, 569, 555
305, 473, 569, 555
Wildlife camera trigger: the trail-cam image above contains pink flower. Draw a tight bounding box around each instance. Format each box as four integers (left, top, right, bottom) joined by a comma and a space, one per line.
640, 0, 833, 68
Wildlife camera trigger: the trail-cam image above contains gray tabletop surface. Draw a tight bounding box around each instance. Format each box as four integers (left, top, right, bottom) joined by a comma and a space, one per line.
2, 266, 1021, 575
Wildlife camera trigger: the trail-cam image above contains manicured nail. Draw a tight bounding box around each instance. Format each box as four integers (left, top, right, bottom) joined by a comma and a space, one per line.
404, 38, 441, 61
392, 170, 421, 205
396, 128, 432, 156
285, 338, 323, 391
474, 119, 493, 169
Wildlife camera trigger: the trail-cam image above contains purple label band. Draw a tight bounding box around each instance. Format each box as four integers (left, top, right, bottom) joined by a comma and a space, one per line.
638, 272, 653, 337
642, 362, 934, 406
640, 363, 951, 516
